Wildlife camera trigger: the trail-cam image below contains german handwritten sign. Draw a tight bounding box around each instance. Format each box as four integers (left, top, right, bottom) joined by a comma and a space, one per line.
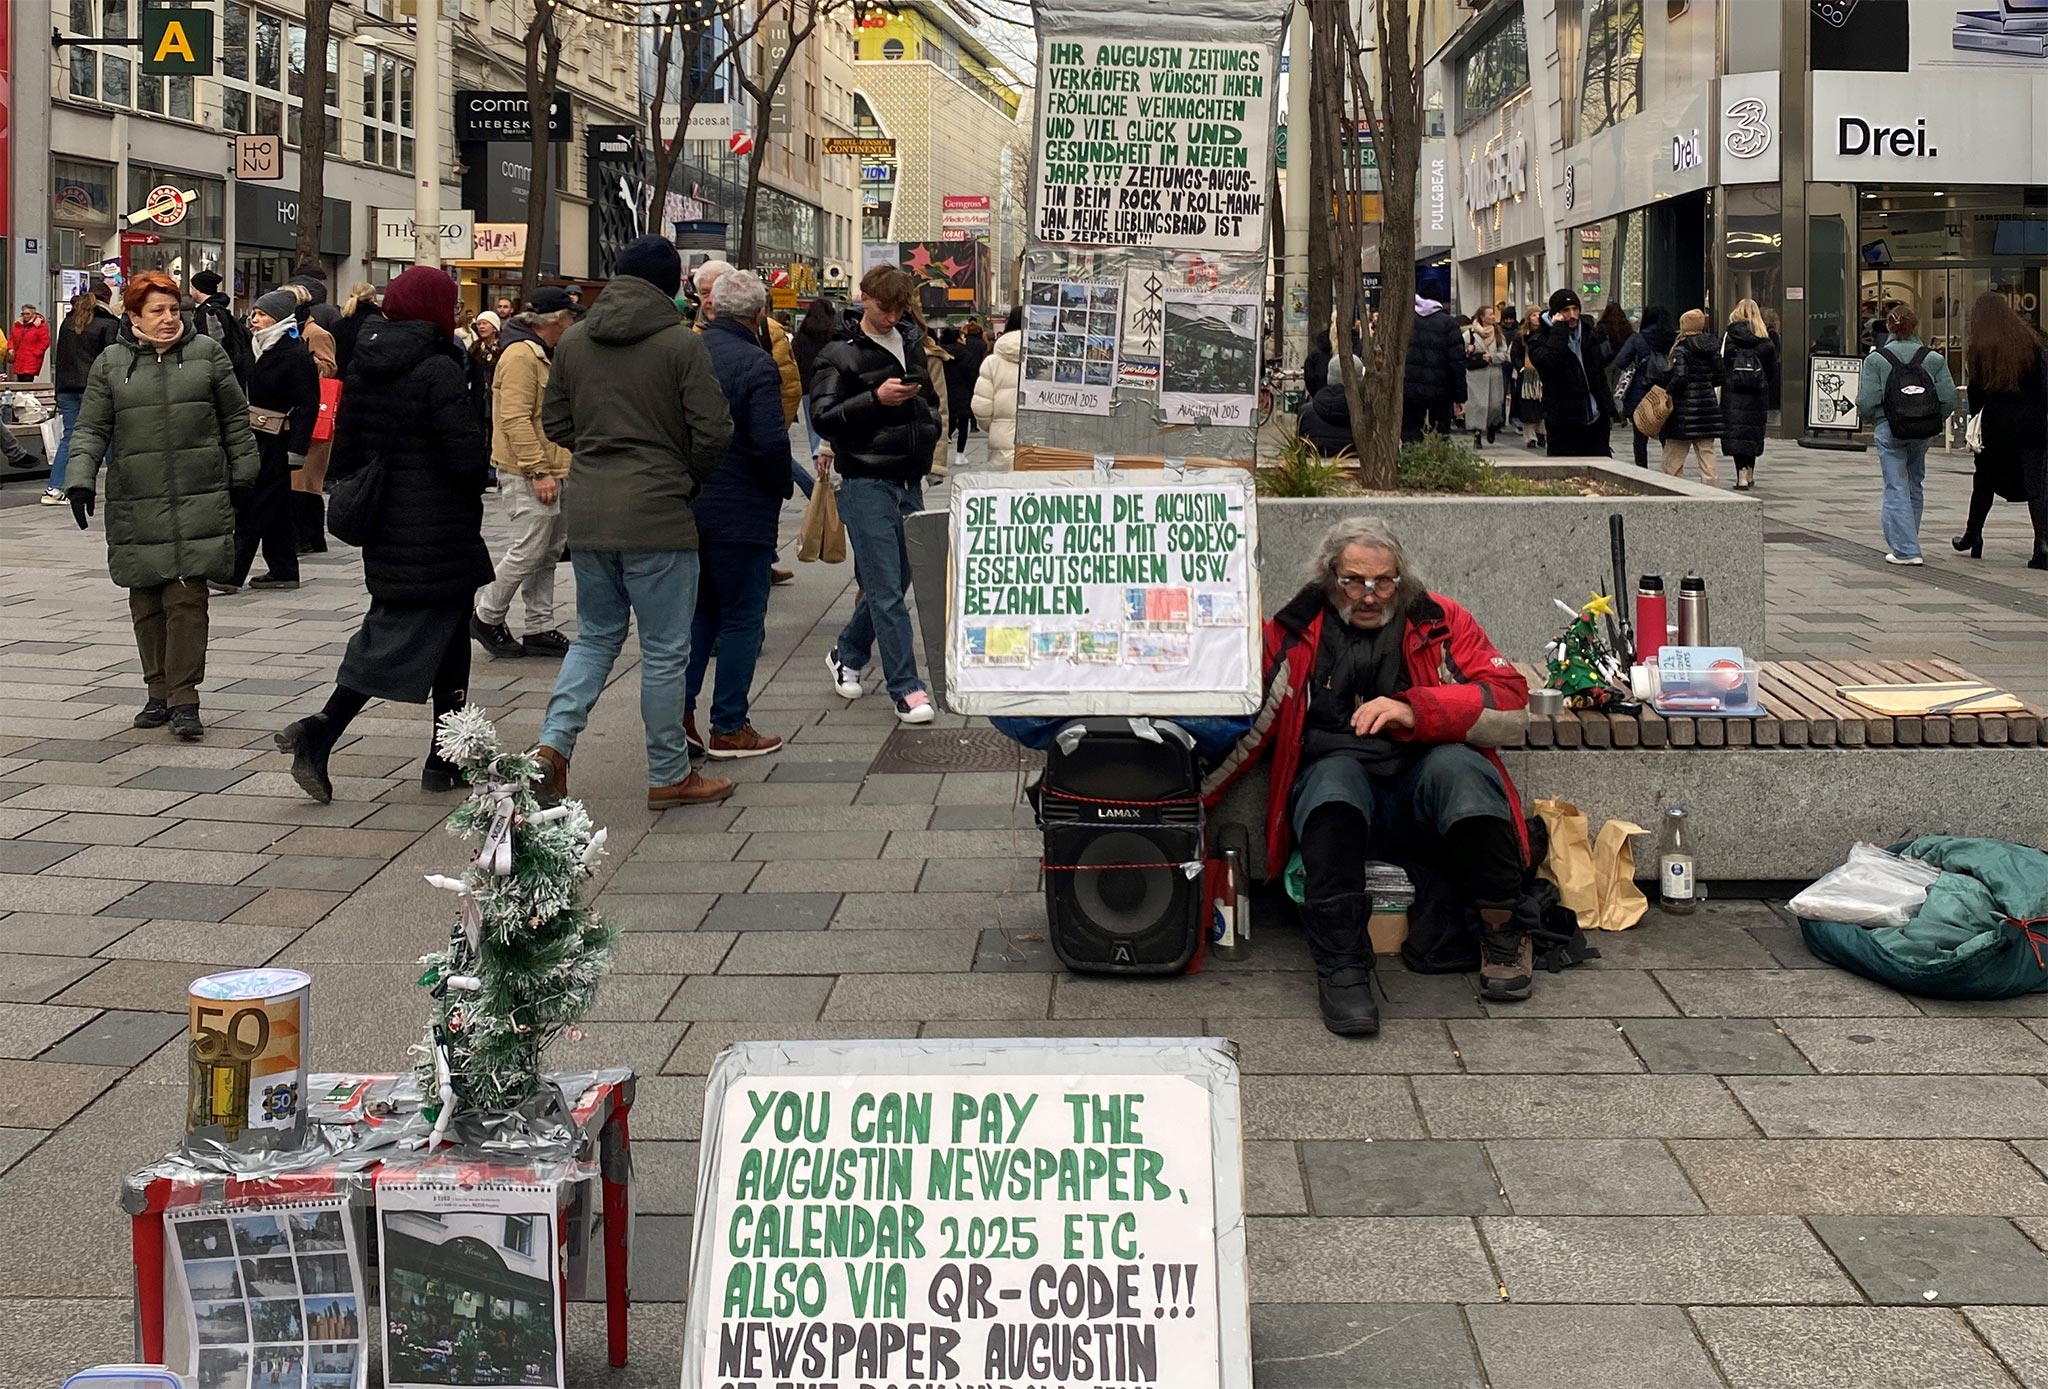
1033, 38, 1276, 254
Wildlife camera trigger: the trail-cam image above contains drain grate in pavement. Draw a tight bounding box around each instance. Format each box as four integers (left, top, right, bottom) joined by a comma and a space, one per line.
870, 727, 1044, 775
1764, 524, 2048, 620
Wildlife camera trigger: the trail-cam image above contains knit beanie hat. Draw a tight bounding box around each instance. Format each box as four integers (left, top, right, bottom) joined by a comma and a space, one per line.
252, 288, 301, 323
381, 266, 458, 338
614, 235, 683, 298
192, 269, 223, 295
1678, 308, 1708, 336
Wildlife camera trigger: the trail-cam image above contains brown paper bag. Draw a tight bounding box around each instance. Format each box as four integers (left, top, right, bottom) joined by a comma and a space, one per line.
797, 474, 847, 563
1535, 797, 1649, 931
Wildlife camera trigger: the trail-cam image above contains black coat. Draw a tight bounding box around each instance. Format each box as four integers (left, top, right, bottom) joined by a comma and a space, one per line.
1302, 342, 1333, 397
1297, 383, 1357, 457
329, 319, 493, 604
942, 340, 980, 420
245, 334, 322, 470
1661, 333, 1726, 442
809, 318, 943, 482
1404, 309, 1467, 405
1969, 345, 2048, 502
1718, 323, 1778, 458
1525, 316, 1612, 434
332, 305, 383, 381
55, 308, 122, 393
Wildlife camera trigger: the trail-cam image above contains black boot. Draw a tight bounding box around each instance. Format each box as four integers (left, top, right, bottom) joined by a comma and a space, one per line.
275, 715, 337, 803
421, 755, 465, 793
1299, 893, 1381, 1036
292, 491, 327, 555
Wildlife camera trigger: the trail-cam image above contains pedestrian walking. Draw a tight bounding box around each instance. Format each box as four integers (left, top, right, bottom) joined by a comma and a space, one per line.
1595, 302, 1633, 400
332, 281, 383, 382
1658, 309, 1725, 485
186, 271, 252, 384
466, 310, 501, 433
1402, 294, 1466, 442
286, 263, 342, 334
1720, 299, 1778, 491
1524, 290, 1613, 457
940, 326, 979, 464
1509, 305, 1547, 450
1857, 303, 1959, 565
529, 235, 737, 810
7, 303, 52, 380
691, 260, 802, 425
1953, 291, 2048, 568
683, 269, 793, 760
222, 288, 320, 594
811, 264, 943, 723
1462, 305, 1510, 446
284, 285, 339, 553
471, 286, 578, 660
971, 304, 1022, 470
919, 310, 954, 481
274, 266, 493, 801
42, 290, 121, 505
1609, 306, 1674, 468
63, 271, 259, 741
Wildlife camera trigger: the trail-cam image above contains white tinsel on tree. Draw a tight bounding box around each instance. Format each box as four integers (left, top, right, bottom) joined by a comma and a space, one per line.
414, 707, 614, 1140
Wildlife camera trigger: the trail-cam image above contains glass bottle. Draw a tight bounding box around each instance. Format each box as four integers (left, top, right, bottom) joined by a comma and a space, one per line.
1658, 808, 1697, 914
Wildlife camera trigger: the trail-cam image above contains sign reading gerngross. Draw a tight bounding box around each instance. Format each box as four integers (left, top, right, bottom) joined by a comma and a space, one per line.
1033, 38, 1276, 253
682, 1037, 1252, 1389
454, 91, 572, 143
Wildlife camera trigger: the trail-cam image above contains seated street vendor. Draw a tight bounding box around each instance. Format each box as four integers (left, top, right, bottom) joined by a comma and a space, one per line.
1249, 517, 1532, 1036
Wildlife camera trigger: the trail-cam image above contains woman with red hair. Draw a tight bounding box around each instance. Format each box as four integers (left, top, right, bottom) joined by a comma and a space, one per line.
63, 270, 259, 740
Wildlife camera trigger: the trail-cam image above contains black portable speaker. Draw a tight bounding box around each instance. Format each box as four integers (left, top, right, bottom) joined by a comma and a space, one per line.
1038, 720, 1205, 975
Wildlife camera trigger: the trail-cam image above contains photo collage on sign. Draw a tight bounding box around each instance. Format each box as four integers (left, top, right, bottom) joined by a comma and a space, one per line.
1020, 278, 1122, 415
171, 1202, 365, 1389
379, 1182, 564, 1389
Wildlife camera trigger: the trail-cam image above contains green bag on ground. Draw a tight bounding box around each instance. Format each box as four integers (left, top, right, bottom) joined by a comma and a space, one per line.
1799, 836, 2048, 1001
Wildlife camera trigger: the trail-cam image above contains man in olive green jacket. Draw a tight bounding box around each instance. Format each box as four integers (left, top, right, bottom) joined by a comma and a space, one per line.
67, 291, 259, 739
533, 235, 735, 811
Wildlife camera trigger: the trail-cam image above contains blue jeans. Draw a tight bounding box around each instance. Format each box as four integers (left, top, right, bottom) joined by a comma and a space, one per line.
1876, 420, 1930, 559
799, 397, 823, 460
834, 476, 925, 700
685, 542, 774, 734
540, 549, 698, 787
50, 390, 84, 491
791, 455, 815, 500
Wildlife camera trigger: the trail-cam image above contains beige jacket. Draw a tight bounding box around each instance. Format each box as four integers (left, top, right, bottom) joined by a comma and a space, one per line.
492, 337, 570, 478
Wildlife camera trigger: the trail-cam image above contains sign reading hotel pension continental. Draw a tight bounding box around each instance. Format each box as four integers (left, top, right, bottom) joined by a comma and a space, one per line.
824, 137, 896, 157
1033, 38, 1275, 254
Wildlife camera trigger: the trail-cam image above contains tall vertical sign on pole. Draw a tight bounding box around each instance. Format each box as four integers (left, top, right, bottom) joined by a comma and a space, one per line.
414, 0, 444, 266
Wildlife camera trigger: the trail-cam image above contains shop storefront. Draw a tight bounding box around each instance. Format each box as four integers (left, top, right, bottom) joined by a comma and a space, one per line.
123, 163, 225, 291
234, 185, 350, 307
51, 155, 119, 304
1446, 9, 1548, 317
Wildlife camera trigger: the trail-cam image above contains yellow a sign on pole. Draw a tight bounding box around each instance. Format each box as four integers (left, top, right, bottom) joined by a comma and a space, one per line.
142, 7, 214, 76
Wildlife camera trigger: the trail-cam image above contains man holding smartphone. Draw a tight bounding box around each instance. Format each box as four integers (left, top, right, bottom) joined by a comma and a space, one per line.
809, 265, 943, 723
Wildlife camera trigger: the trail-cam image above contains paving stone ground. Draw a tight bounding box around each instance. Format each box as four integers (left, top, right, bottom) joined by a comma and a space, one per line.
4, 435, 2048, 1386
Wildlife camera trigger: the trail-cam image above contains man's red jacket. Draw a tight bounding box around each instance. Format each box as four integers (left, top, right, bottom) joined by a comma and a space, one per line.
1206, 583, 1532, 878
7, 316, 50, 376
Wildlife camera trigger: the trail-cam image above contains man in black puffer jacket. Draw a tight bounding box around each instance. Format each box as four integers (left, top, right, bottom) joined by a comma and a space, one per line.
1298, 381, 1361, 457
1525, 289, 1614, 457
1402, 296, 1467, 442
809, 264, 943, 724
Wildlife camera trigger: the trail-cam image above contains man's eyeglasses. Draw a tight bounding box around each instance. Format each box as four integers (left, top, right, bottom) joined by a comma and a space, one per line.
1334, 573, 1400, 599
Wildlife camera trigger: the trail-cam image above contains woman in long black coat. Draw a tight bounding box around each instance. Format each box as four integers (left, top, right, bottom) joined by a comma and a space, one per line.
1658, 309, 1725, 486
1953, 291, 2048, 568
1718, 299, 1779, 491
274, 266, 493, 800
224, 288, 321, 591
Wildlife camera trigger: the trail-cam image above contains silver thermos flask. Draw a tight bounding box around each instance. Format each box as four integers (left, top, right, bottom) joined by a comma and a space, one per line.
1677, 574, 1709, 646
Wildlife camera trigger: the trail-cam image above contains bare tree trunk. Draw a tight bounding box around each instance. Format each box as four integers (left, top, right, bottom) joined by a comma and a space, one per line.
292, 0, 335, 268
520, 0, 562, 296
1312, 0, 1426, 490
735, 0, 828, 268
648, 1, 772, 235
1305, 34, 1333, 350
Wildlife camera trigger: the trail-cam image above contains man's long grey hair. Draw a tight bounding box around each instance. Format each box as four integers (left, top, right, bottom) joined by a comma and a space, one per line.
1308, 515, 1427, 613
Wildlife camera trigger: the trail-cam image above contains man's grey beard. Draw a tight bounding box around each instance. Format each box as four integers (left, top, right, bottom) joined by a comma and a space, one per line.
1329, 585, 1402, 628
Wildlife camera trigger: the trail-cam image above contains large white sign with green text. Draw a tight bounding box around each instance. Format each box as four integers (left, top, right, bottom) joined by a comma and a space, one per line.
1033, 37, 1276, 253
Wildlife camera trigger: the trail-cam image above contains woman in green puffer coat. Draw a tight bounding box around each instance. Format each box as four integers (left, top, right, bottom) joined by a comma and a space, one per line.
64, 270, 259, 741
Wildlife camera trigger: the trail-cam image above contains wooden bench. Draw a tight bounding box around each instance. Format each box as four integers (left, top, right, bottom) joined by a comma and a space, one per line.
1214, 658, 2048, 883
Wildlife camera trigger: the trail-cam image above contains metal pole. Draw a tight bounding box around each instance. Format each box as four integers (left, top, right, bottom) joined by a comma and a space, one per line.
11, 0, 54, 310
1281, 0, 1311, 368
414, 0, 444, 267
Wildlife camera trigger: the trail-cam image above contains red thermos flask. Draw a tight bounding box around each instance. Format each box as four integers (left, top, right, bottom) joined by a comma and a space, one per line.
1635, 575, 1668, 664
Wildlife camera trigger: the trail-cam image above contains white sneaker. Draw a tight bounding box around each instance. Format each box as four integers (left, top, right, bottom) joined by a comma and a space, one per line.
826, 649, 864, 699
39, 487, 66, 506
894, 690, 936, 724
1883, 552, 1924, 566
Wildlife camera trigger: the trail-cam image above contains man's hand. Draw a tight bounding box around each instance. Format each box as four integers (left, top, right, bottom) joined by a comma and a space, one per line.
1350, 696, 1415, 736
875, 378, 920, 406
531, 475, 560, 505
67, 487, 94, 530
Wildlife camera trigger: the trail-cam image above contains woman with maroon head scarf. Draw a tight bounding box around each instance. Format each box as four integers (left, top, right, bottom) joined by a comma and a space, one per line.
274, 266, 494, 800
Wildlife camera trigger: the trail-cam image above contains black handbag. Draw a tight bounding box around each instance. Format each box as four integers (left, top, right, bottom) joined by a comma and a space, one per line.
325, 454, 385, 547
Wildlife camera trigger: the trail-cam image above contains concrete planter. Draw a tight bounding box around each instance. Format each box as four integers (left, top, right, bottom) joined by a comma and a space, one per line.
904, 458, 1763, 703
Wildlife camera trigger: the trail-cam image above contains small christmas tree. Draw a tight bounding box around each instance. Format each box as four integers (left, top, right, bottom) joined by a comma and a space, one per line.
415, 707, 614, 1142
1545, 592, 1628, 710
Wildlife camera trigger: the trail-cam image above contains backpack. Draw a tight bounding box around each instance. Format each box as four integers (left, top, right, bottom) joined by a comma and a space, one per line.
193, 302, 254, 386
1726, 341, 1767, 391
1877, 345, 1945, 440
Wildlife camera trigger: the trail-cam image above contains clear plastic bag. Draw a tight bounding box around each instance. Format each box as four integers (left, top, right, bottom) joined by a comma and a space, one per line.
1789, 843, 1943, 928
